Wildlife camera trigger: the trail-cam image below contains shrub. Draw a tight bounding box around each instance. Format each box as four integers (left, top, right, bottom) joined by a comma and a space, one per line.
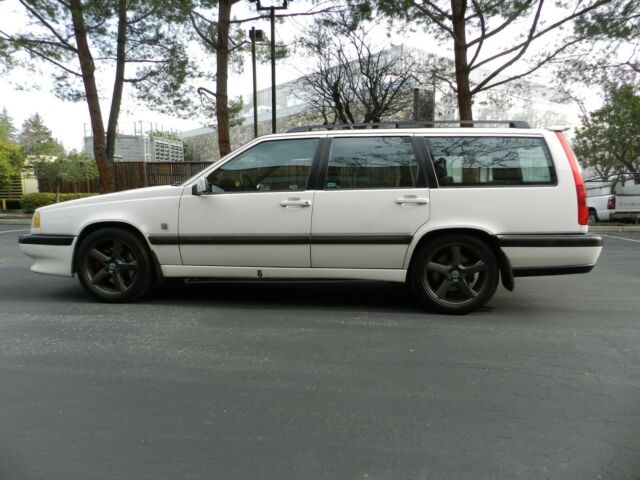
20, 192, 98, 213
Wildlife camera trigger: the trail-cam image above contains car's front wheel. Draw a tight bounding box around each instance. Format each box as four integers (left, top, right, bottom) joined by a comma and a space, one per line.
75, 227, 155, 302
411, 234, 499, 314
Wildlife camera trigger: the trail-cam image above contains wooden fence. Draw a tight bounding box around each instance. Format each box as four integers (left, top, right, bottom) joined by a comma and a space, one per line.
38, 162, 212, 193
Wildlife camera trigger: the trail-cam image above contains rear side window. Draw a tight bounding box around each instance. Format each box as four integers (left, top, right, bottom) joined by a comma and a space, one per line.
424, 136, 556, 187
325, 136, 419, 189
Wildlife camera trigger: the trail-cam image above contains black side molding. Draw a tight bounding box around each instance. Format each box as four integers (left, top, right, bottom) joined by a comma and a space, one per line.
149, 235, 309, 245
148, 234, 414, 246
312, 235, 412, 245
513, 265, 594, 277
498, 234, 603, 248
19, 234, 75, 246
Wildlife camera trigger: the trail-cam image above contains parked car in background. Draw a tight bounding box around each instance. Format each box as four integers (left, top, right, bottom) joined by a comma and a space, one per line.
586, 181, 615, 224
612, 175, 640, 223
19, 121, 603, 314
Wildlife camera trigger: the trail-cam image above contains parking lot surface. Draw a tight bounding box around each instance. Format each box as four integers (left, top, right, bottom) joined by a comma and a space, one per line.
1, 224, 639, 479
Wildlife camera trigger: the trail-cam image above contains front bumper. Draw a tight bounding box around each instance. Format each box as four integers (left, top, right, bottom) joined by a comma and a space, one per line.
19, 234, 76, 277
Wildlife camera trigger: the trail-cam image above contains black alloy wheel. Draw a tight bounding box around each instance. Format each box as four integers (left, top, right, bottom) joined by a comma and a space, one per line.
411, 234, 499, 314
75, 228, 155, 302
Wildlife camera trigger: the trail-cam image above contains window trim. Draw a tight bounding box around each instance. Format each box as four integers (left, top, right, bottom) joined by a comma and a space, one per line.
422, 135, 558, 188
319, 135, 427, 191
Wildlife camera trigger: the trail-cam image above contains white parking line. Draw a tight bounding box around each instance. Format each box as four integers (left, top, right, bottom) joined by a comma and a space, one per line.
602, 234, 640, 244
0, 229, 29, 234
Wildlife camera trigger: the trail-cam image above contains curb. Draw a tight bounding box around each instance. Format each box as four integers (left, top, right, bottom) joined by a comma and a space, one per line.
589, 226, 640, 233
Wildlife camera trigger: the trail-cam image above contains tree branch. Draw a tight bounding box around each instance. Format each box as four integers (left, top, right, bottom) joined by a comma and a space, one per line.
410, 1, 455, 37
229, 6, 341, 24
472, 0, 609, 72
466, 0, 535, 49
467, 0, 486, 68
18, 0, 78, 52
12, 40, 82, 77
472, 36, 585, 94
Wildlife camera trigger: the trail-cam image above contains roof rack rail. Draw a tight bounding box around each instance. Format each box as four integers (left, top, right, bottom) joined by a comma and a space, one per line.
287, 120, 530, 133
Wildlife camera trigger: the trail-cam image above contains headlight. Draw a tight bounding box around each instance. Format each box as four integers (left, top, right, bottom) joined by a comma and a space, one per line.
33, 212, 41, 229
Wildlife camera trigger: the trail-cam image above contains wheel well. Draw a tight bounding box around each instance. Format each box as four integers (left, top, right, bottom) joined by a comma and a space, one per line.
73, 222, 163, 279
408, 228, 513, 291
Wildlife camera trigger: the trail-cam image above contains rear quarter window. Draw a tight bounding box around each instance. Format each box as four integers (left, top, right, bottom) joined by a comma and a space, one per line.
424, 136, 556, 187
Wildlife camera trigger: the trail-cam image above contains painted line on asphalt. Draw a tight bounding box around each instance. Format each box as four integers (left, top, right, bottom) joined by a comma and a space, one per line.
602, 234, 640, 244
0, 229, 29, 234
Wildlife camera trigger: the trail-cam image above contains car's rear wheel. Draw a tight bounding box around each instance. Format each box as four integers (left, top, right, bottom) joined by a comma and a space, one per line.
75, 228, 155, 302
411, 234, 499, 314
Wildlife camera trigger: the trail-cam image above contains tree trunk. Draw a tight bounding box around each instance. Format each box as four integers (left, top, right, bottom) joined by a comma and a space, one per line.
70, 0, 112, 192
216, 0, 233, 157
105, 0, 128, 182
451, 0, 473, 122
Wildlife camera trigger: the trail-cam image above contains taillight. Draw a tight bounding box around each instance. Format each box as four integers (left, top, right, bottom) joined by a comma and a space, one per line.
607, 195, 615, 210
555, 132, 589, 225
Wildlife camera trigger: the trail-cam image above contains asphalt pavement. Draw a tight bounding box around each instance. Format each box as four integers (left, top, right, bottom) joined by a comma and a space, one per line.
1, 224, 639, 480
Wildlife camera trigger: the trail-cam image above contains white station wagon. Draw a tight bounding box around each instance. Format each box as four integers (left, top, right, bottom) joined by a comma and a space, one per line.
19, 121, 603, 314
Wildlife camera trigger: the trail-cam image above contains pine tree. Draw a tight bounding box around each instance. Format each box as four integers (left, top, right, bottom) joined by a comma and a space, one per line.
18, 114, 65, 158
0, 107, 16, 142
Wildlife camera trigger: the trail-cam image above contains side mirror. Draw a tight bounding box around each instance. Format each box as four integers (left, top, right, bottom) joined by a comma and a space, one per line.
191, 177, 209, 196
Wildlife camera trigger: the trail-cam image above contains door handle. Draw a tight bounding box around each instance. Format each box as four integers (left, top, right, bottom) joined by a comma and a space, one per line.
280, 198, 312, 207
395, 196, 428, 205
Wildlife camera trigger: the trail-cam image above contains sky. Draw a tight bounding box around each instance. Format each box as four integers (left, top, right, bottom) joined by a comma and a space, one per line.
1, 1, 347, 150
0, 1, 615, 152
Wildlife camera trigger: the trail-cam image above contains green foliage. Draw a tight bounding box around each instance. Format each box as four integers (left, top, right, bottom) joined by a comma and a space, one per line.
574, 84, 640, 181
0, 157, 13, 190
148, 130, 181, 142
20, 192, 99, 214
19, 114, 64, 158
0, 137, 23, 189
0, 107, 16, 142
574, 0, 640, 40
228, 97, 245, 128
199, 95, 245, 128
32, 151, 98, 183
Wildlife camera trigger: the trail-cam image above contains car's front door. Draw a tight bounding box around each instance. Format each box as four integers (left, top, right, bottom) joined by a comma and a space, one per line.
179, 137, 320, 267
311, 135, 430, 269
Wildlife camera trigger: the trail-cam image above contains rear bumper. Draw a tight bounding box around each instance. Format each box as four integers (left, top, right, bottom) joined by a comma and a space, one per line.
611, 212, 640, 220
497, 234, 602, 277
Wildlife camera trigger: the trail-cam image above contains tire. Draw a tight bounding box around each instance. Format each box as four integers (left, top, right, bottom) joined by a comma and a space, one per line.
410, 234, 499, 315
75, 227, 155, 302
588, 210, 598, 226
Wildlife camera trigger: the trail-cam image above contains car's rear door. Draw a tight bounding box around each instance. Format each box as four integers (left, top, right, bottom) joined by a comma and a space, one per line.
310, 135, 431, 269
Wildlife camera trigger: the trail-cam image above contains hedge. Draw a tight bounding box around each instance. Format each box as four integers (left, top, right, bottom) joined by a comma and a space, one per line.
20, 192, 99, 213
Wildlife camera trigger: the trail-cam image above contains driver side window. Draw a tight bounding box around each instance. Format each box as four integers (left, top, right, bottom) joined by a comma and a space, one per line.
207, 138, 319, 193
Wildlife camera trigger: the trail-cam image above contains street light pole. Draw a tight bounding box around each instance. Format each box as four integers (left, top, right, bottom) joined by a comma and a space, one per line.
270, 7, 276, 134
249, 0, 289, 134
249, 27, 264, 139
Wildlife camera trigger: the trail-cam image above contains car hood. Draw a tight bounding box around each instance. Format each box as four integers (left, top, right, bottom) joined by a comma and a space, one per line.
38, 185, 184, 212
